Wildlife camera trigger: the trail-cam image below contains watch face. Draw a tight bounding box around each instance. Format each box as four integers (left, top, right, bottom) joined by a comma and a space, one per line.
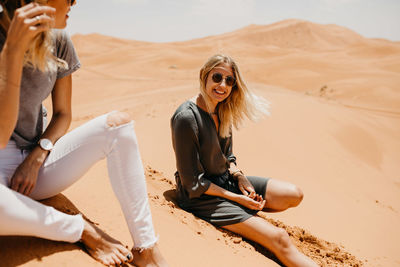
40, 139, 53, 151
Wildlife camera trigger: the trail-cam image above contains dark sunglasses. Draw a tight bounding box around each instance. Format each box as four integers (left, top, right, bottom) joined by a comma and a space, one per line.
211, 72, 236, 87
68, 0, 75, 5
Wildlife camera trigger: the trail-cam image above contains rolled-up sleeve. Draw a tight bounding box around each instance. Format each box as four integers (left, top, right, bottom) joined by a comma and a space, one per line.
171, 111, 211, 199
225, 134, 237, 165
55, 30, 81, 79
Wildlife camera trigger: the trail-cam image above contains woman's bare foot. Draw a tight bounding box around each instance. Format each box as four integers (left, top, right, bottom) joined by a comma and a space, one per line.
81, 220, 133, 266
131, 244, 168, 267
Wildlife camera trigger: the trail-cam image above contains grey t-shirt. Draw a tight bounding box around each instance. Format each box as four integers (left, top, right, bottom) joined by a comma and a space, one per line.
0, 29, 81, 150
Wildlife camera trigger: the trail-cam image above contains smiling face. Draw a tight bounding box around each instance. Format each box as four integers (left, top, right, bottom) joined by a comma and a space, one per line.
46, 0, 73, 29
204, 63, 235, 108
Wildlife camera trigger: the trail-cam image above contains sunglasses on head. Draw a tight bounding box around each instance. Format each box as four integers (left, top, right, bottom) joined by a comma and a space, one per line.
211, 72, 236, 87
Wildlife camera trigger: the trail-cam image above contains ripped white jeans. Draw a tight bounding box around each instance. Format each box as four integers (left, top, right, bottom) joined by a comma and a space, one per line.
0, 112, 157, 249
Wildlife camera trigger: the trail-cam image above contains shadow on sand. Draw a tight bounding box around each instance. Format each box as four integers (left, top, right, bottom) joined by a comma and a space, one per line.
0, 194, 91, 267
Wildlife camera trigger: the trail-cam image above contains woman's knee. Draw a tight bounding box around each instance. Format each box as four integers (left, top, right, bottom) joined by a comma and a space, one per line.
272, 228, 292, 254
106, 111, 132, 127
105, 111, 139, 148
290, 185, 303, 207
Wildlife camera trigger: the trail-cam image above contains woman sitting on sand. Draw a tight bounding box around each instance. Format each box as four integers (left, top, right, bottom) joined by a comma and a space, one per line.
171, 54, 318, 267
0, 1, 167, 266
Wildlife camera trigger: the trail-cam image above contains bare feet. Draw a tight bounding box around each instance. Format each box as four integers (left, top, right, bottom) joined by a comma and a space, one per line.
131, 244, 168, 267
81, 220, 133, 266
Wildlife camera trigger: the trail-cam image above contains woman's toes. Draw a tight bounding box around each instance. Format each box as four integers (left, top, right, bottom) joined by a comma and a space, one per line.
115, 250, 128, 265
99, 256, 111, 266
114, 253, 124, 266
115, 245, 132, 263
107, 255, 118, 266
125, 252, 133, 262
119, 247, 132, 260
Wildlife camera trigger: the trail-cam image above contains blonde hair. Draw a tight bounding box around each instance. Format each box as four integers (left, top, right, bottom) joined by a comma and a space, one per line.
0, 0, 67, 72
199, 54, 269, 138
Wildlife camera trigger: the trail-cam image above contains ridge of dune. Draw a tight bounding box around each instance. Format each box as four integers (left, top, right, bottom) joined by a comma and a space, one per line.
206, 19, 366, 50
72, 19, 400, 53
71, 33, 151, 60
168, 18, 398, 53
72, 33, 150, 46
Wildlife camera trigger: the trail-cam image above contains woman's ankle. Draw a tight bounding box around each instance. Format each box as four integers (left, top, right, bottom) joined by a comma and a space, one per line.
132, 244, 168, 267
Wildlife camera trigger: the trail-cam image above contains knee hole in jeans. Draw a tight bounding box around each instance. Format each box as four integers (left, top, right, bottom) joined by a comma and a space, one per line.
106, 111, 132, 127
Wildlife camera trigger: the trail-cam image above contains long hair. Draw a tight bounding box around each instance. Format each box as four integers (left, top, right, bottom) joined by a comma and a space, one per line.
0, 0, 67, 72
199, 54, 269, 138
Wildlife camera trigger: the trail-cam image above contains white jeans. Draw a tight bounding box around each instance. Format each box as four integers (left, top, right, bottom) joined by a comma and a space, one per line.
0, 112, 157, 249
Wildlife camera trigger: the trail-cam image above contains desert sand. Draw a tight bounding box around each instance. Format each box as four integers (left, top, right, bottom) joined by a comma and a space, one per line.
1, 19, 399, 266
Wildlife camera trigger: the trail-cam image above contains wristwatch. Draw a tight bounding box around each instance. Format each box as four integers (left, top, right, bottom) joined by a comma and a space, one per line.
38, 138, 54, 151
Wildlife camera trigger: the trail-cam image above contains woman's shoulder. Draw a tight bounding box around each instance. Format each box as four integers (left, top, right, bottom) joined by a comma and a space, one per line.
52, 30, 80, 77
52, 30, 74, 50
52, 30, 77, 55
53, 29, 70, 42
171, 101, 199, 130
171, 101, 196, 121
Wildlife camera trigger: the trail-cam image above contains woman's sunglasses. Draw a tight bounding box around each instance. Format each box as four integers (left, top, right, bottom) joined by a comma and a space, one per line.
69, 0, 75, 5
211, 72, 236, 87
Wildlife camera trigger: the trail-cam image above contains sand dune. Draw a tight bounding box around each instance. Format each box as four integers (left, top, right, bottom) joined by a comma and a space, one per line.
1, 19, 399, 266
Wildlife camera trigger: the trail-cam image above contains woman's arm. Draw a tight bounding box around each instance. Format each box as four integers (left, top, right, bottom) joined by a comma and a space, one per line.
228, 162, 257, 198
0, 3, 55, 148
225, 133, 257, 198
0, 44, 24, 147
47, 75, 73, 139
204, 182, 266, 210
10, 74, 72, 195
28, 74, 72, 164
172, 111, 212, 199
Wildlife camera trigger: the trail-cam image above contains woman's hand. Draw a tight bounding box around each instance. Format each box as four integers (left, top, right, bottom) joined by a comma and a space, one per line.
10, 147, 48, 196
234, 193, 266, 210
5, 2, 55, 55
236, 174, 256, 199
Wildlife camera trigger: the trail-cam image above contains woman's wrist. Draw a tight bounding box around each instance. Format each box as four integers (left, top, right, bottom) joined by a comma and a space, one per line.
26, 147, 49, 168
225, 190, 240, 202
205, 183, 238, 202
230, 169, 244, 180
0, 44, 25, 88
2, 42, 26, 60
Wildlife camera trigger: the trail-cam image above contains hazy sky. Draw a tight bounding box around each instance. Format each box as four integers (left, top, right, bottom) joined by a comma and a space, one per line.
67, 0, 400, 42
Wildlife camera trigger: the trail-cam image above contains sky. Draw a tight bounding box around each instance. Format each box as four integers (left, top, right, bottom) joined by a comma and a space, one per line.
67, 0, 400, 43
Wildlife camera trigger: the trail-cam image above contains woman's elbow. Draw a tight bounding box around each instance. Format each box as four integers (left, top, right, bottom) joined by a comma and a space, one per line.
185, 184, 203, 199
187, 182, 210, 199
0, 126, 12, 148
0, 135, 9, 149
188, 190, 202, 199
52, 111, 72, 126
